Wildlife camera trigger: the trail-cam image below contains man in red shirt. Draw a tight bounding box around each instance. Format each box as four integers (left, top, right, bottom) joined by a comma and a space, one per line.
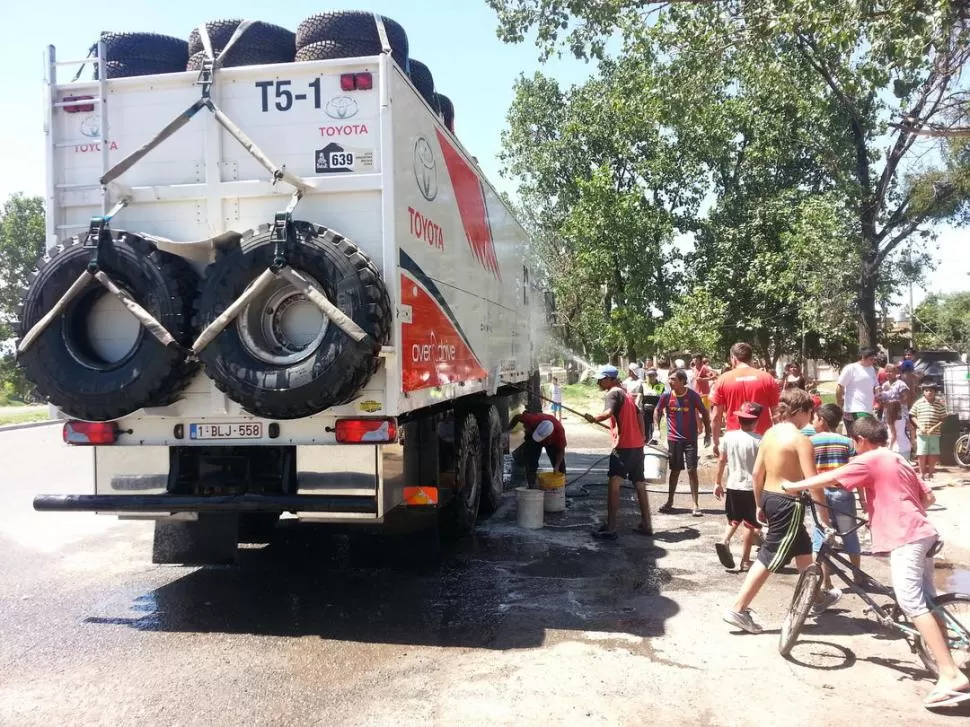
711, 342, 779, 457
509, 411, 567, 487
690, 353, 716, 409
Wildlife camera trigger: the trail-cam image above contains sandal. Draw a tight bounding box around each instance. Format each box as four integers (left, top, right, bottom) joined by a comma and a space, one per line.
592, 525, 618, 541
738, 560, 754, 573
715, 542, 735, 569
924, 686, 970, 709
658, 504, 674, 514
632, 523, 653, 537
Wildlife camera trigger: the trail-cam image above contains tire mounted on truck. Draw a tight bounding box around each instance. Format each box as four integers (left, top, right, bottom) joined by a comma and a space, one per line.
194, 221, 392, 420
16, 235, 198, 421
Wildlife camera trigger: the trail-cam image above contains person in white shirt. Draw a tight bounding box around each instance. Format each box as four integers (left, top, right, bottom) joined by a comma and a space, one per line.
549, 377, 563, 421
713, 402, 763, 571
836, 347, 878, 434
622, 364, 645, 432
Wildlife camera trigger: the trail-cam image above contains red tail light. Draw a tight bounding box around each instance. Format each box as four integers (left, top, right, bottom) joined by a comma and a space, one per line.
63, 95, 95, 113
339, 72, 373, 91
334, 418, 397, 444
63, 421, 117, 445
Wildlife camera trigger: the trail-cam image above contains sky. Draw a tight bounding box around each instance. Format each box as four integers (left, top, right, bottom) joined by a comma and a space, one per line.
0, 0, 965, 306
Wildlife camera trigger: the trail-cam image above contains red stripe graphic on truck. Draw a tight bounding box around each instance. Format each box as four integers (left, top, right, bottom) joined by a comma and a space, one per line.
435, 129, 502, 280
401, 272, 488, 393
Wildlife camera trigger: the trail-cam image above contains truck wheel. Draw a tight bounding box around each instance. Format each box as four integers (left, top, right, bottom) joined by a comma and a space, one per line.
194, 221, 391, 419
295, 39, 383, 63
188, 19, 296, 57
295, 12, 409, 70
436, 93, 455, 131
408, 59, 439, 112
152, 515, 239, 565
98, 58, 190, 79
98, 32, 189, 64
440, 412, 481, 539
16, 235, 198, 421
478, 405, 505, 516
186, 46, 295, 70
237, 513, 281, 544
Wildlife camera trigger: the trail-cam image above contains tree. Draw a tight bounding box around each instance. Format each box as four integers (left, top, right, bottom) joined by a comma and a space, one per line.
0, 194, 45, 400
913, 291, 970, 351
489, 0, 970, 348
501, 62, 706, 361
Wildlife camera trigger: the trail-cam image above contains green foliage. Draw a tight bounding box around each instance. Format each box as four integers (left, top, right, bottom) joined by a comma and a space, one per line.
913, 291, 970, 351
490, 0, 970, 349
0, 194, 45, 341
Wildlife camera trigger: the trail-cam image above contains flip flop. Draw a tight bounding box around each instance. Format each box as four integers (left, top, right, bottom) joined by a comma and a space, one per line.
924, 687, 970, 709
632, 524, 653, 537
715, 542, 736, 569
592, 525, 618, 541
658, 504, 674, 514
738, 560, 754, 573
692, 509, 703, 517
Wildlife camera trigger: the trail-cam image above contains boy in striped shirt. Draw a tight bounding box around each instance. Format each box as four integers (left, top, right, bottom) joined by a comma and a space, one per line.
809, 404, 862, 613
910, 382, 948, 480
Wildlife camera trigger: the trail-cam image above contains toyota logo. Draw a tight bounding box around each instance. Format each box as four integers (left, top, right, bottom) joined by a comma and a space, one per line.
413, 137, 437, 202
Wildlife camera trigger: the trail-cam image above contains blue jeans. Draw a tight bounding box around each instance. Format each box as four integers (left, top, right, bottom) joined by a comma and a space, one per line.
811, 488, 861, 555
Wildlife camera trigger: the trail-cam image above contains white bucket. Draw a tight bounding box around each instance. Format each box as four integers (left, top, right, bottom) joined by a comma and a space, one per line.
516, 487, 544, 529
544, 486, 566, 513
643, 445, 669, 483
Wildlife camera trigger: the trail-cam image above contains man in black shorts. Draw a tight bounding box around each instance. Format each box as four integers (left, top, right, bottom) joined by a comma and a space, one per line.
723, 389, 832, 634
585, 365, 652, 539
656, 369, 711, 517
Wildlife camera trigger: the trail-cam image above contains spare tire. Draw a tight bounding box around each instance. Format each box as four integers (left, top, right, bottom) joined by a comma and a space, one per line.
295, 39, 382, 63
99, 32, 189, 64
188, 19, 295, 57
186, 46, 294, 71
98, 57, 189, 79
296, 12, 408, 70
436, 93, 455, 131
194, 221, 391, 420
408, 59, 439, 113
17, 235, 198, 421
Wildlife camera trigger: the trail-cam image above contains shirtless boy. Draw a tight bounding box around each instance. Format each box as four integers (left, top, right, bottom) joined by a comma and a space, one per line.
723, 388, 831, 634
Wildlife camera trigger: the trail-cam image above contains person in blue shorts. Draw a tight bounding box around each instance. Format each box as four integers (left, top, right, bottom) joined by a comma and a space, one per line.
809, 404, 863, 614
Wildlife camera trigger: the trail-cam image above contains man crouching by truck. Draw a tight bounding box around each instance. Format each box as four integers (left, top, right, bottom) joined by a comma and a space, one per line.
585, 365, 653, 540
508, 411, 567, 487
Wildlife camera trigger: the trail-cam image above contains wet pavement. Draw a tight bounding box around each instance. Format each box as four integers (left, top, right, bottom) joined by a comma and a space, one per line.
1, 423, 969, 726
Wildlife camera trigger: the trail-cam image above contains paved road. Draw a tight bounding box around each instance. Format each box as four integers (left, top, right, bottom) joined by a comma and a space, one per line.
0, 424, 967, 726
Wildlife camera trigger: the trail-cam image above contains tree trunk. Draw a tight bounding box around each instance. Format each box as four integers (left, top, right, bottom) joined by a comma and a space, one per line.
857, 257, 878, 349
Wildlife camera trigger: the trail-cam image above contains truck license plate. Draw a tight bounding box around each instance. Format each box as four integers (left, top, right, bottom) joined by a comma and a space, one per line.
189, 423, 263, 440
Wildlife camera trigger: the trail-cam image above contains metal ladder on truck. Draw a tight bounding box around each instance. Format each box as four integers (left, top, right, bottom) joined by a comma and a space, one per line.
43, 42, 117, 249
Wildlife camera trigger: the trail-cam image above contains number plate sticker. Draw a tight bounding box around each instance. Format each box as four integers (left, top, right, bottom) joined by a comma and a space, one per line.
189, 423, 263, 440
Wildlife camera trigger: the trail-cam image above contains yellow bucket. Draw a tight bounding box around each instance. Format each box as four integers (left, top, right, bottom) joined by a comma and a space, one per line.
537, 471, 566, 490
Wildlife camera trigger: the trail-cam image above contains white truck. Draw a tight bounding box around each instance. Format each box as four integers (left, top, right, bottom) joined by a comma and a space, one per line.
21, 17, 538, 562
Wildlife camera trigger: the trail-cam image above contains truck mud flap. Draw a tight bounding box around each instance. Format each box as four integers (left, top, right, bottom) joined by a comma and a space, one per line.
32, 493, 377, 514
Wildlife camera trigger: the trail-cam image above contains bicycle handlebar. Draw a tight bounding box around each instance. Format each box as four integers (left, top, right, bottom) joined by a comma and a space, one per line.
798, 491, 869, 538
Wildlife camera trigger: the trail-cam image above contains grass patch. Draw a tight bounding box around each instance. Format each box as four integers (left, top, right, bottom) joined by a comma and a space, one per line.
0, 409, 49, 427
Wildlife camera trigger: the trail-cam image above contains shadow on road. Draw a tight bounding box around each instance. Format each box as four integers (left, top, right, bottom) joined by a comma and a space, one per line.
85, 453, 681, 650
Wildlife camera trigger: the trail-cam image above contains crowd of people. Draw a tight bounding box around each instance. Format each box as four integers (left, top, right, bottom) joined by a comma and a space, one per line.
555, 342, 965, 711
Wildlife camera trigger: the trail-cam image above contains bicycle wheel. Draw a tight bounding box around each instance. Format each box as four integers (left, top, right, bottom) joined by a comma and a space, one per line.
916, 592, 970, 677
954, 434, 970, 469
779, 564, 823, 657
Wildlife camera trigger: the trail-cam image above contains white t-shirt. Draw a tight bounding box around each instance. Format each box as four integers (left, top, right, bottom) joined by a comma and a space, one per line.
622, 378, 643, 402
722, 429, 761, 491
550, 383, 562, 404
838, 362, 877, 414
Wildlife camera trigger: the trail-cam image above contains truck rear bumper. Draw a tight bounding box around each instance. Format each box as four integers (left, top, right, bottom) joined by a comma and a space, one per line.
33, 493, 377, 514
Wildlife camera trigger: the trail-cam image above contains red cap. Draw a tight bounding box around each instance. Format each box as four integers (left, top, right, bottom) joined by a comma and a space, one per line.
735, 402, 763, 420
811, 394, 823, 410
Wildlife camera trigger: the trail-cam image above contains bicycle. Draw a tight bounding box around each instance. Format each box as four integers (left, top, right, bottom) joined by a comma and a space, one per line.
954, 431, 970, 469
777, 492, 970, 678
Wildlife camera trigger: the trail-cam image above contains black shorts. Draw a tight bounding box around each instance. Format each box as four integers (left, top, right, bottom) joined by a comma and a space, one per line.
609, 447, 645, 482
667, 439, 698, 470
757, 492, 813, 573
725, 489, 761, 530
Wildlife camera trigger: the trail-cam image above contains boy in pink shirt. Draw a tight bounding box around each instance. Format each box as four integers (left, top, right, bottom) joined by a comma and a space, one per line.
785, 416, 969, 710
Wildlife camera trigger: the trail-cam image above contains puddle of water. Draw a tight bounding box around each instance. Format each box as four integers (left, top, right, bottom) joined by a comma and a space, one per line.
934, 561, 970, 592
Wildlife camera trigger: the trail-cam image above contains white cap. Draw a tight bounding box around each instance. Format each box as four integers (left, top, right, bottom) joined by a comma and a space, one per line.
533, 420, 555, 442
675, 358, 686, 368
628, 362, 639, 371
